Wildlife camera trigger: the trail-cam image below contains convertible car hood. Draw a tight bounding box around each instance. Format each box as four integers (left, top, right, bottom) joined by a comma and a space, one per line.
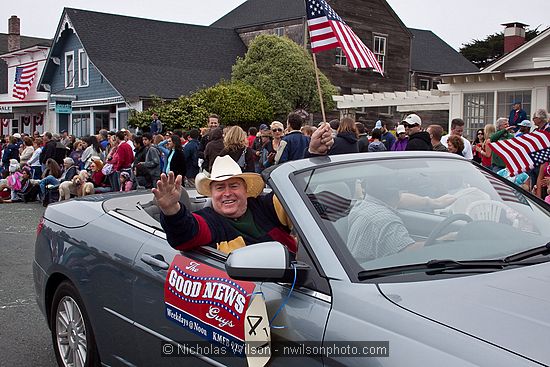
378, 261, 550, 364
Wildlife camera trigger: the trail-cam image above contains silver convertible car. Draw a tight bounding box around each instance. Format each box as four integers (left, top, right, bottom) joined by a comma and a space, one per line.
34, 152, 550, 367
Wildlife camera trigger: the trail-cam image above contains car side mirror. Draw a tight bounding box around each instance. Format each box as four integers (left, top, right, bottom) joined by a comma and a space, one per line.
225, 242, 308, 283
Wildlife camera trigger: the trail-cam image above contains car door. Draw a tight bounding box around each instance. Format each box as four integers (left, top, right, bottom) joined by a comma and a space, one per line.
131, 229, 332, 366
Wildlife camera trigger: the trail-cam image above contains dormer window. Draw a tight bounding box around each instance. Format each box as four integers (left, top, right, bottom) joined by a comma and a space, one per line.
78, 49, 89, 87
65, 51, 74, 89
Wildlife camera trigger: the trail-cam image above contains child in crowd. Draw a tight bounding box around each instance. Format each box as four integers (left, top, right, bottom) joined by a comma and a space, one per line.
119, 171, 133, 192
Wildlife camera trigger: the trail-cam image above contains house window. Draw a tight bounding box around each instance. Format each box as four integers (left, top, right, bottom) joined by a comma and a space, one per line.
72, 111, 90, 137
274, 27, 285, 36
419, 79, 430, 90
335, 47, 347, 66
463, 93, 494, 139
432, 80, 441, 90
496, 91, 531, 120
65, 51, 75, 89
78, 49, 89, 87
373, 35, 386, 71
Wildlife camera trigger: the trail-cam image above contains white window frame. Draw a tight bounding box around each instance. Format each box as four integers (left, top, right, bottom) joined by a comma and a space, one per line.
78, 49, 89, 87
373, 35, 386, 72
65, 51, 75, 89
419, 79, 430, 90
274, 27, 285, 37
335, 47, 347, 66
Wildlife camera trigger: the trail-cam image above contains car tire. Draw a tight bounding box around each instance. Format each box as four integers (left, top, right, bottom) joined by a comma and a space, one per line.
50, 281, 100, 367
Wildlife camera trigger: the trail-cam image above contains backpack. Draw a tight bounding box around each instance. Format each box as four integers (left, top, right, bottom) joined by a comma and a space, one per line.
237, 148, 247, 170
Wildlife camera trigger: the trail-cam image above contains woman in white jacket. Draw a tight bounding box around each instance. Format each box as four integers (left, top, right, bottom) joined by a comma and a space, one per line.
27, 138, 43, 179
19, 137, 35, 165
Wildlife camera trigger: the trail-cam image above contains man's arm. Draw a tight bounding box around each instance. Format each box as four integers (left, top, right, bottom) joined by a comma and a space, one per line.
155, 172, 212, 250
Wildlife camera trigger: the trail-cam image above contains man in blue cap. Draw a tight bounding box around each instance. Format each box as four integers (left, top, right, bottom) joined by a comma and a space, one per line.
508, 101, 527, 131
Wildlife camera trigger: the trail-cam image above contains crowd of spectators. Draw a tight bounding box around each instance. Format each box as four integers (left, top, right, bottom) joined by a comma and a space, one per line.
2, 107, 550, 205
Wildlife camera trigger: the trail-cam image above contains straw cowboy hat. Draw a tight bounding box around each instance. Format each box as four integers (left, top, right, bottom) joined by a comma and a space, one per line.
195, 155, 265, 198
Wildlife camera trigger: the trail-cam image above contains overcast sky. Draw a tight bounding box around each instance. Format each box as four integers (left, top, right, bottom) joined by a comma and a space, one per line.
2, 0, 549, 50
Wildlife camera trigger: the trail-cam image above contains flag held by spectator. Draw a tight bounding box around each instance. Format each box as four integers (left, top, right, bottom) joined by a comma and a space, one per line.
306, 0, 384, 74
490, 130, 550, 176
12, 62, 38, 100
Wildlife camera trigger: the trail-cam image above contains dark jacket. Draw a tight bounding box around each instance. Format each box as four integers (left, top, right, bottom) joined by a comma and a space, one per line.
183, 139, 200, 179
280, 131, 310, 163
405, 132, 433, 151
381, 131, 396, 151
2, 144, 19, 165
357, 135, 370, 152
509, 108, 528, 128
167, 149, 186, 178
329, 132, 359, 155
39, 140, 57, 165
53, 141, 68, 165
203, 138, 225, 172
220, 147, 255, 173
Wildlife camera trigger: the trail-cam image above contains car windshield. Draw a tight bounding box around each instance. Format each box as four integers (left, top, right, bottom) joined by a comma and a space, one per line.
294, 157, 550, 271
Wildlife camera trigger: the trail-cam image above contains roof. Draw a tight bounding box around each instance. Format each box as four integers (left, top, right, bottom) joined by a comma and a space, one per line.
410, 28, 478, 74
0, 34, 51, 54
211, 0, 411, 36
211, 0, 305, 29
42, 8, 247, 99
482, 26, 550, 73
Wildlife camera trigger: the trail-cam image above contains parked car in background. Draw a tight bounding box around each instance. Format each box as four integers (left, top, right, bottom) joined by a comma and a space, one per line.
34, 152, 550, 366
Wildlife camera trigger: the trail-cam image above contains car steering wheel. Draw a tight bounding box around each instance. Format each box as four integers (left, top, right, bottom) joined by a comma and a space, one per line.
424, 214, 473, 246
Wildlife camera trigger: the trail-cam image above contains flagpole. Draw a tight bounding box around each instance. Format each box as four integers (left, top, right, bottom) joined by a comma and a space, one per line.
312, 53, 327, 123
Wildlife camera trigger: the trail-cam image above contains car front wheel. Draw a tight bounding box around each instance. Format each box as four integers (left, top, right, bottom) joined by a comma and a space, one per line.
50, 281, 100, 367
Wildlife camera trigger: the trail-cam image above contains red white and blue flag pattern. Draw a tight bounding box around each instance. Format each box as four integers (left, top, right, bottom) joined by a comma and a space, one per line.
306, 0, 384, 74
490, 130, 550, 176
12, 62, 38, 100
164, 255, 256, 355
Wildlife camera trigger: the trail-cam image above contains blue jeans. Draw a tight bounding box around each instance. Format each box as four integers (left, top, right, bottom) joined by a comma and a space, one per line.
39, 175, 60, 197
32, 166, 42, 180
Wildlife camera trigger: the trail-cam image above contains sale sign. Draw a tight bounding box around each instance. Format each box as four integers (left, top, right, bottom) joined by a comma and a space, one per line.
164, 255, 257, 355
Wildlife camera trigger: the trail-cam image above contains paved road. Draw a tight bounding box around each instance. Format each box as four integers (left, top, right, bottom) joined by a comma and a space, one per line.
0, 202, 57, 366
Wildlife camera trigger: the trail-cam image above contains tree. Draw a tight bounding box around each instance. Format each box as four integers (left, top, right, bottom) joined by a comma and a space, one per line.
232, 34, 337, 119
193, 81, 273, 129
460, 28, 540, 69
128, 95, 209, 131
128, 82, 273, 131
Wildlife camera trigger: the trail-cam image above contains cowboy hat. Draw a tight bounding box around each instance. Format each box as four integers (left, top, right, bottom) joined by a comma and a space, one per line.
195, 156, 264, 198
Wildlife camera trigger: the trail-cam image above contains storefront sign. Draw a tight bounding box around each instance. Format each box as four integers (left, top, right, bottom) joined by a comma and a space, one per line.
0, 106, 13, 113
55, 102, 72, 114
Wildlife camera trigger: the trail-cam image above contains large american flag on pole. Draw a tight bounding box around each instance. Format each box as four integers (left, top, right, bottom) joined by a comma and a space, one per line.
490, 130, 550, 175
306, 0, 384, 74
12, 62, 38, 100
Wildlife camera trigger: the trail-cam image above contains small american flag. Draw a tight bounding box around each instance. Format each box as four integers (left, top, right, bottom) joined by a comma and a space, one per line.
306, 0, 384, 74
490, 130, 550, 176
12, 62, 38, 100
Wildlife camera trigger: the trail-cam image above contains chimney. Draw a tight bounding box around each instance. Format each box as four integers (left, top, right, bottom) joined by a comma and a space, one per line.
502, 22, 528, 54
8, 15, 21, 52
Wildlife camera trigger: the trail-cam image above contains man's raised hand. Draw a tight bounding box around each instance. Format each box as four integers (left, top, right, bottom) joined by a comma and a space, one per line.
152, 172, 183, 216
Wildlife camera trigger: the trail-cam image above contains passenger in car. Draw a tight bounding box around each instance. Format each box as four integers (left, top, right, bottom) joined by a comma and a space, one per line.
154, 123, 334, 254
346, 181, 456, 261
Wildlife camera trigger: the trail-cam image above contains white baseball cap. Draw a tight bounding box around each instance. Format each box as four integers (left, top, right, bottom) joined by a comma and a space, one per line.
402, 114, 421, 126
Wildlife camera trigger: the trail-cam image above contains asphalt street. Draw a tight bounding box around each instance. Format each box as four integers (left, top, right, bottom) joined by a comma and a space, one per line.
0, 201, 57, 367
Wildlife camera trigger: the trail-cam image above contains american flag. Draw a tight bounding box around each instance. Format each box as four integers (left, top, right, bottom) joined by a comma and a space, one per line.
307, 191, 353, 221
306, 0, 384, 74
12, 62, 38, 100
489, 130, 550, 176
